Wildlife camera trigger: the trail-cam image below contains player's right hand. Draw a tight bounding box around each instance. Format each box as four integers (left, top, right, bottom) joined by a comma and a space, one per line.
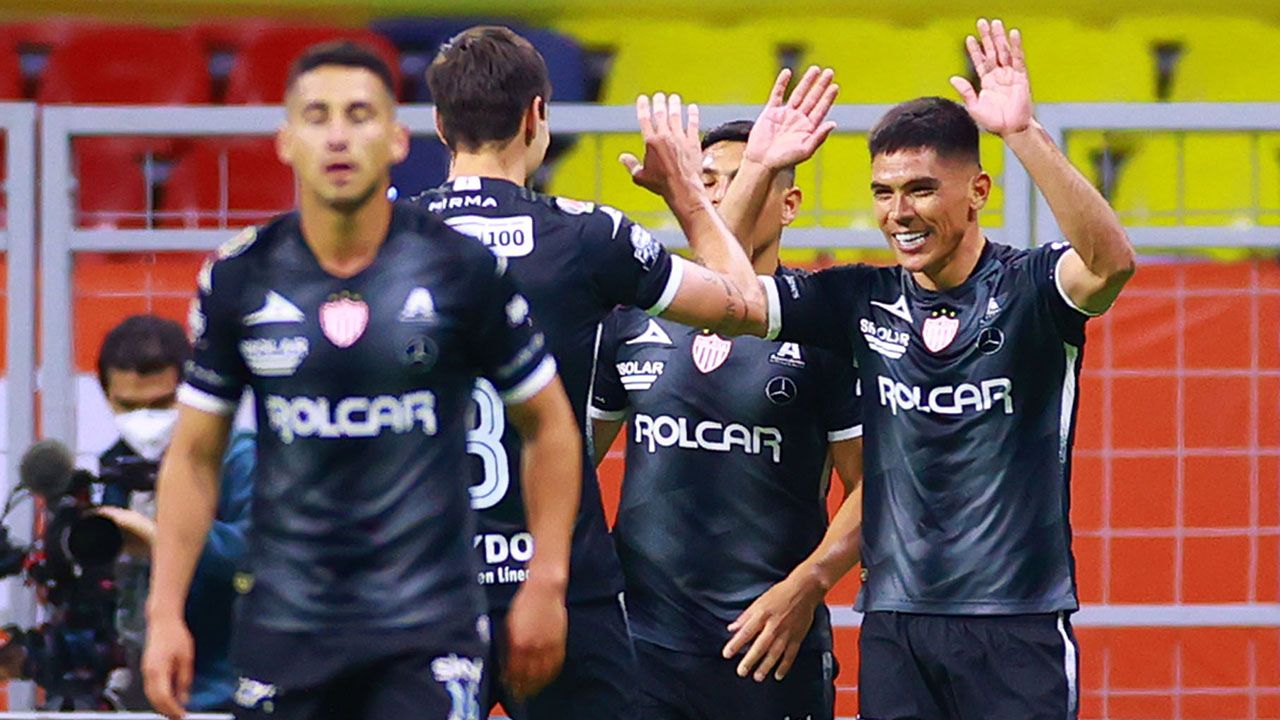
620, 92, 704, 202
743, 66, 839, 172
142, 615, 194, 720
503, 576, 568, 701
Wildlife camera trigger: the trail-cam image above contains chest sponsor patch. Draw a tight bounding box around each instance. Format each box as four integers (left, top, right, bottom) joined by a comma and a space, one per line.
769, 342, 805, 368
446, 214, 535, 258
859, 318, 910, 359
617, 359, 665, 391
239, 336, 309, 377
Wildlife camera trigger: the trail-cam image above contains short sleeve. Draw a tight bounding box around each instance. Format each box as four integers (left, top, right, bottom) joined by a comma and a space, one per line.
465, 246, 557, 405
817, 350, 862, 442
763, 265, 871, 357
1027, 243, 1092, 346
580, 205, 681, 316
178, 254, 249, 416
588, 312, 629, 421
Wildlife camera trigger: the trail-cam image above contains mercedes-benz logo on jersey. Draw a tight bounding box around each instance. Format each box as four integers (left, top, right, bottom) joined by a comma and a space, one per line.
404, 335, 438, 370
765, 376, 797, 405
977, 327, 1004, 355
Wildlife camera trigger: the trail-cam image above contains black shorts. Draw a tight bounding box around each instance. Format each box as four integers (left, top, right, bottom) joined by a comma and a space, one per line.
230, 620, 487, 720
483, 595, 636, 720
632, 638, 836, 720
858, 611, 1080, 720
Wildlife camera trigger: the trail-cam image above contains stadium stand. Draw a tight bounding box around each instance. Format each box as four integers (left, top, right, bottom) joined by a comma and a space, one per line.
222, 25, 401, 103
158, 139, 294, 228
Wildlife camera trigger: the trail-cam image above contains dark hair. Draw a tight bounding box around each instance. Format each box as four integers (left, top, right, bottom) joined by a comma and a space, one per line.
97, 315, 191, 393
426, 26, 552, 151
868, 97, 980, 165
286, 40, 397, 99
701, 119, 795, 184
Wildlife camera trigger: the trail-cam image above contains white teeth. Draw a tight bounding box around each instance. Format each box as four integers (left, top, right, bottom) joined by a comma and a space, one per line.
894, 231, 927, 249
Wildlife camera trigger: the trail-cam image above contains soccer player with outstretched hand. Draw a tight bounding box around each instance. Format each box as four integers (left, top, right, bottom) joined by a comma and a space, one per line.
653, 18, 1136, 720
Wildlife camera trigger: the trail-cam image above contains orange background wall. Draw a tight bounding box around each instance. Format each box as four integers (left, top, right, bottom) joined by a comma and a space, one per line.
61, 254, 1280, 719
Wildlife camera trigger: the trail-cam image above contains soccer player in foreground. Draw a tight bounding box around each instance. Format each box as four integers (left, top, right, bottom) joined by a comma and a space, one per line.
142, 42, 582, 720
590, 119, 865, 720
644, 19, 1137, 719
413, 26, 834, 720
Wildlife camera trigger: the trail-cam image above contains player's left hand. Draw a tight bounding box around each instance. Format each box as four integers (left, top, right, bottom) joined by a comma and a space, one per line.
950, 18, 1034, 137
743, 66, 839, 171
503, 576, 568, 700
620, 92, 704, 201
722, 571, 824, 681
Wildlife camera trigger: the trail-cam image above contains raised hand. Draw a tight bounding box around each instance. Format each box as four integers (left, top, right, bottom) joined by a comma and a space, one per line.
744, 66, 839, 171
620, 92, 704, 200
950, 18, 1034, 137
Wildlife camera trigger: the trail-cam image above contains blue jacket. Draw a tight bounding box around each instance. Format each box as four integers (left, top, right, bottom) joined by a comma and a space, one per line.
103, 431, 254, 711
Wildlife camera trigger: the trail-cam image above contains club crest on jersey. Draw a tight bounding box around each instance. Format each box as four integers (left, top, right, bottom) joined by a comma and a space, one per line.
320, 292, 369, 348
691, 333, 732, 373
769, 342, 806, 368
922, 307, 960, 353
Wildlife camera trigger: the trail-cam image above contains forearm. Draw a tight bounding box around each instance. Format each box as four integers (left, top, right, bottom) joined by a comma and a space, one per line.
1005, 120, 1135, 278
718, 159, 778, 248
518, 419, 579, 591
664, 186, 768, 335
791, 489, 862, 596
147, 451, 221, 620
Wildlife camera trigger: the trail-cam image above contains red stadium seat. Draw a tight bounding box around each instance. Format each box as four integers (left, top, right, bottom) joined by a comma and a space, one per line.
159, 139, 295, 228
0, 33, 22, 100
224, 26, 402, 103
74, 143, 150, 229
38, 26, 210, 104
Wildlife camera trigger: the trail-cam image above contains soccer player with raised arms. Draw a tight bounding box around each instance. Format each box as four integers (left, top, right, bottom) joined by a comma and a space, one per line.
643, 19, 1137, 720
413, 26, 834, 720
590, 119, 864, 720
142, 42, 582, 720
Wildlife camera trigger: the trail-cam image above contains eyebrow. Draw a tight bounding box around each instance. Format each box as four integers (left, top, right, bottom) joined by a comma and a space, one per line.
871, 176, 941, 190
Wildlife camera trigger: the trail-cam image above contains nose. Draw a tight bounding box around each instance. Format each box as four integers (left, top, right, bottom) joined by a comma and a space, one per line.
708, 180, 728, 207
888, 193, 914, 225
325, 119, 350, 152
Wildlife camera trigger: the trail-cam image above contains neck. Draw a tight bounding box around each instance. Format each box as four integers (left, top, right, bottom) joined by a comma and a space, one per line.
913, 224, 986, 292
751, 233, 781, 275
449, 147, 528, 186
298, 187, 392, 278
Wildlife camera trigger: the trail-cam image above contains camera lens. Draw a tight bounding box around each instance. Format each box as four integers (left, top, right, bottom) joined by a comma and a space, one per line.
65, 515, 124, 566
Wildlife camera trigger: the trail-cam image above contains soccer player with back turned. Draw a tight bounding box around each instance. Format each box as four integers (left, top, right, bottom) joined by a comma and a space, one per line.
141, 42, 582, 720
648, 19, 1137, 720
412, 26, 833, 720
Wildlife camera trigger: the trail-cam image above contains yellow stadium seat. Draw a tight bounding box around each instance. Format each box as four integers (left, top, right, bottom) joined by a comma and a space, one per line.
1112, 16, 1280, 237
547, 19, 779, 226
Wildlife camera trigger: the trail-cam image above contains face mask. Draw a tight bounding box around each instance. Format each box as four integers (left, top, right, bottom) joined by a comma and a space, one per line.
114, 408, 179, 462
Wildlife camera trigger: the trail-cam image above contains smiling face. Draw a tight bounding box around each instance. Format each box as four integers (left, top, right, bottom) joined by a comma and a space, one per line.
277, 65, 408, 213
871, 146, 991, 282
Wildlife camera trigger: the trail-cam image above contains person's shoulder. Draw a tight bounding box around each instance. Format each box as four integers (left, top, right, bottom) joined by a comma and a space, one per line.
776, 262, 886, 298
198, 217, 292, 297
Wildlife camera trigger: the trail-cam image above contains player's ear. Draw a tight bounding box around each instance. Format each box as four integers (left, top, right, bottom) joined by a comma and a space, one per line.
274, 122, 292, 165
969, 170, 992, 214
523, 97, 544, 146
432, 108, 450, 148
780, 186, 802, 227
390, 121, 410, 165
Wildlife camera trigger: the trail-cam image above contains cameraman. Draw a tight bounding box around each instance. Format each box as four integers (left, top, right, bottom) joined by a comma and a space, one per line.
95, 315, 253, 712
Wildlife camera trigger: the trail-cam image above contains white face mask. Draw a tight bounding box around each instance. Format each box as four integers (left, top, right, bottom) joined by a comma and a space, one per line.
114, 408, 179, 462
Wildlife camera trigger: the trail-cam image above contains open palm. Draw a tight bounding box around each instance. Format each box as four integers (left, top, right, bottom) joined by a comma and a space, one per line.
950, 18, 1033, 136
744, 66, 839, 171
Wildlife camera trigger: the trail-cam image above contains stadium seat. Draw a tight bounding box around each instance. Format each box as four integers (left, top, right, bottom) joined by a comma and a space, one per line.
0, 32, 21, 100
1112, 16, 1280, 230
38, 26, 210, 105
548, 19, 778, 222
223, 26, 402, 103
158, 140, 295, 228
75, 144, 151, 229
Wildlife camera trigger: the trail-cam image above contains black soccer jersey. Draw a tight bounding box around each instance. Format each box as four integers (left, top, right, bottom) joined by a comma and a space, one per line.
179, 203, 554, 634
762, 240, 1092, 615
411, 176, 684, 607
591, 273, 862, 653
